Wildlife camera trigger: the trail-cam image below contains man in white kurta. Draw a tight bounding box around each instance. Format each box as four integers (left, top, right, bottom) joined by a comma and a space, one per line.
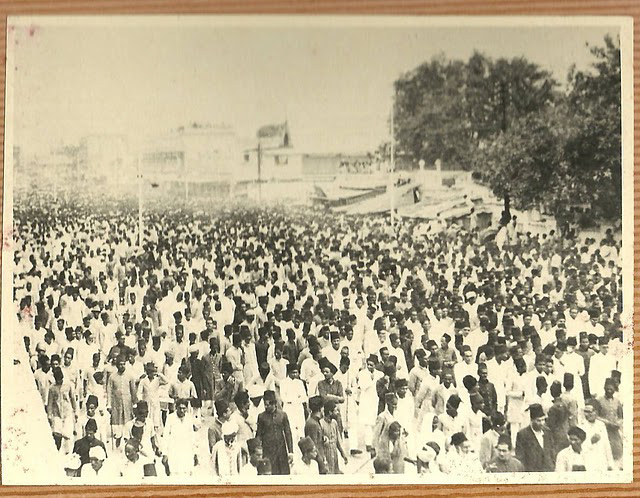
581, 402, 614, 471
279, 364, 307, 452
356, 355, 382, 451
162, 399, 198, 476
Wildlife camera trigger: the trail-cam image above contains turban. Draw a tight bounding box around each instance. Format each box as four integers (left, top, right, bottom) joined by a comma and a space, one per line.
222, 420, 238, 437
89, 446, 107, 461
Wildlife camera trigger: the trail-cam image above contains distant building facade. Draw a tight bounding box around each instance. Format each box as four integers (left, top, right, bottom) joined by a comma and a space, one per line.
140, 123, 245, 200
78, 135, 130, 184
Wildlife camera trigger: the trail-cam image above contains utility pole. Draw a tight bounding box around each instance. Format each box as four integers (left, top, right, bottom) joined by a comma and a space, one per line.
389, 99, 396, 226
184, 155, 189, 203
137, 153, 143, 249
257, 141, 262, 203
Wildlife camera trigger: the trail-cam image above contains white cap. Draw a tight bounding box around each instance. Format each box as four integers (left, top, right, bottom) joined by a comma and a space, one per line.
417, 444, 436, 463
89, 446, 107, 460
222, 420, 238, 436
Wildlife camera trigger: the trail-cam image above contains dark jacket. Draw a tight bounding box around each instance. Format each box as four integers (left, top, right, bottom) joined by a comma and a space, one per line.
256, 408, 293, 475
515, 425, 555, 472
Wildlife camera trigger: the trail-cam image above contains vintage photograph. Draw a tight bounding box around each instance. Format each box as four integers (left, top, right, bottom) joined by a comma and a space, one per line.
1, 16, 633, 485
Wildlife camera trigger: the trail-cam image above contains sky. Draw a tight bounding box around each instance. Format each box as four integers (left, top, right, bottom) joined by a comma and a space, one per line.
9, 18, 619, 155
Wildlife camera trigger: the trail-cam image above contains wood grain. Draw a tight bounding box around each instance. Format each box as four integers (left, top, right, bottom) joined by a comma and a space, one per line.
0, 0, 637, 495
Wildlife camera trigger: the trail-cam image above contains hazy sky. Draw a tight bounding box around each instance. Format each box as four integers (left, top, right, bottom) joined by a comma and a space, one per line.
9, 19, 618, 155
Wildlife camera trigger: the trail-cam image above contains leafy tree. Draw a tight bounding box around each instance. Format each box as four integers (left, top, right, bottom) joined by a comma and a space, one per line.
563, 35, 621, 219
393, 52, 556, 170
391, 36, 621, 222
476, 35, 622, 220
394, 55, 470, 169
472, 106, 568, 211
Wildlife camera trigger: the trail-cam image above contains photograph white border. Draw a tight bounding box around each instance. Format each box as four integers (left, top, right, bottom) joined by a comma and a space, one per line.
1, 14, 634, 486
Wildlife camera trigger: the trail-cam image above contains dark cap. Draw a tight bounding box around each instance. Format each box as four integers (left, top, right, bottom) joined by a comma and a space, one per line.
527, 403, 545, 419
451, 432, 467, 446
567, 426, 586, 441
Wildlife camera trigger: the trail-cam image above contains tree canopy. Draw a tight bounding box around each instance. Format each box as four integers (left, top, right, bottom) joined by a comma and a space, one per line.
392, 35, 622, 220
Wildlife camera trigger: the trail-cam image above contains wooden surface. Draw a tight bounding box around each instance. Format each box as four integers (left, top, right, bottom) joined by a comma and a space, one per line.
0, 0, 637, 496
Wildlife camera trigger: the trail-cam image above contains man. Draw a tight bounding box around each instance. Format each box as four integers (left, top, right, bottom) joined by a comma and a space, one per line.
211, 420, 243, 476
169, 365, 198, 406
78, 394, 108, 444
256, 389, 294, 475
439, 394, 468, 442
407, 348, 429, 400
555, 426, 588, 472
596, 377, 623, 464
588, 337, 617, 399
441, 431, 483, 475
161, 398, 198, 476
317, 360, 344, 431
486, 434, 524, 472
355, 354, 382, 452
208, 399, 232, 453
515, 403, 555, 472
291, 437, 320, 475
73, 419, 107, 468
240, 437, 263, 476
581, 400, 614, 471
79, 445, 116, 480
280, 362, 307, 447
136, 361, 168, 432
453, 345, 476, 391
371, 392, 398, 457
321, 330, 342, 368
105, 355, 136, 448
394, 378, 415, 443
201, 337, 223, 411
123, 401, 162, 473
231, 390, 255, 445
304, 395, 328, 474
479, 412, 507, 468
477, 362, 498, 416
34, 354, 53, 405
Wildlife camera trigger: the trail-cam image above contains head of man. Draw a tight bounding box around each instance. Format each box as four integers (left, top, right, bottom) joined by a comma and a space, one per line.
89, 446, 106, 472
528, 403, 546, 431
85, 419, 98, 443
385, 392, 398, 414
124, 440, 140, 463
215, 399, 231, 422
175, 398, 189, 418
495, 434, 512, 462
134, 401, 149, 423
451, 432, 470, 455
462, 346, 473, 365
446, 394, 461, 417
264, 390, 277, 414
388, 421, 402, 442
222, 420, 238, 447
247, 438, 263, 465
583, 401, 598, 423
567, 426, 586, 453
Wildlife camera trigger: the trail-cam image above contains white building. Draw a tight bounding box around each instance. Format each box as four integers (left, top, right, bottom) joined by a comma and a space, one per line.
140, 123, 248, 200
78, 134, 130, 184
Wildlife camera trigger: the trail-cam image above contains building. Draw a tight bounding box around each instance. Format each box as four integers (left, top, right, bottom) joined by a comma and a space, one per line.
78, 134, 130, 184
140, 123, 246, 200
242, 121, 300, 181
13, 146, 20, 172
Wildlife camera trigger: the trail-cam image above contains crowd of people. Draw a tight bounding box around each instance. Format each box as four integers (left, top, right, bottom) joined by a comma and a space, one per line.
10, 191, 627, 481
